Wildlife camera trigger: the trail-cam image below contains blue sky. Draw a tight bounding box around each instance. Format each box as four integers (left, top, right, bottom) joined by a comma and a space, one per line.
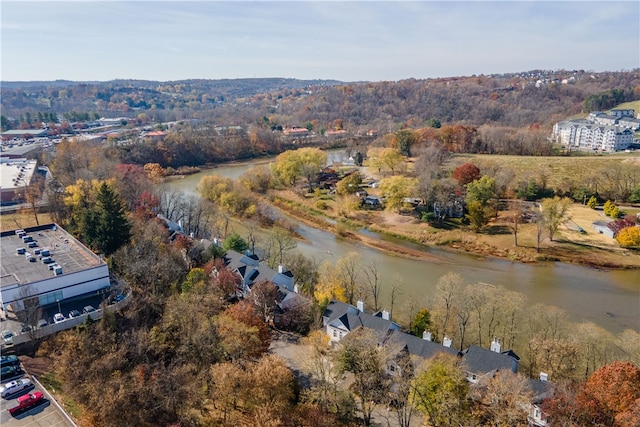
2, 1, 638, 82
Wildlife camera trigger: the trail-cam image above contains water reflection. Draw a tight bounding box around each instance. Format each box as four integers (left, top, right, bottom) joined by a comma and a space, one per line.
166, 155, 640, 334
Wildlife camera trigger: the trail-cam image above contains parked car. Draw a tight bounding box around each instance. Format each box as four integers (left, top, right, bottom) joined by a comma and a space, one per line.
0, 365, 22, 381
8, 391, 44, 416
1, 378, 32, 398
53, 313, 65, 324
0, 355, 20, 368
68, 309, 81, 318
112, 293, 126, 303
20, 324, 32, 333
36, 319, 48, 328
2, 330, 14, 345
83, 305, 96, 314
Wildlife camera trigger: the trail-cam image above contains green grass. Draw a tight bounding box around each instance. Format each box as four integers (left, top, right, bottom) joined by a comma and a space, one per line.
40, 371, 84, 419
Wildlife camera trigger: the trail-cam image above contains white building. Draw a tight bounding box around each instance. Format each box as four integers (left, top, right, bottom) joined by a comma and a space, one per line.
0, 224, 111, 316
552, 111, 634, 152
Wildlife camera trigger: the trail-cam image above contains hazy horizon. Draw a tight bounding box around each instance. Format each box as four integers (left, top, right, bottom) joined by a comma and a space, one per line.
2, 1, 639, 82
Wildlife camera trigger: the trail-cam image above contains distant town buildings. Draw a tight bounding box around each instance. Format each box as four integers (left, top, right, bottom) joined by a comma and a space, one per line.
552, 109, 639, 152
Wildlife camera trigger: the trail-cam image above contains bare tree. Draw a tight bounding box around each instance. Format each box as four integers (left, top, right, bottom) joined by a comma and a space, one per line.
363, 261, 383, 312
389, 274, 404, 321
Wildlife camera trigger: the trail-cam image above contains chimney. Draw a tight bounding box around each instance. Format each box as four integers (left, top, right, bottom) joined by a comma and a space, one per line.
245, 249, 251, 256
278, 265, 284, 274
422, 331, 432, 341
539, 372, 548, 382
490, 337, 501, 353
382, 310, 390, 320
356, 300, 365, 312
443, 336, 452, 348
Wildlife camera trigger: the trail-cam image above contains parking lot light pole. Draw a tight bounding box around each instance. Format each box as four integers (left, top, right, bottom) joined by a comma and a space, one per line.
56, 299, 61, 314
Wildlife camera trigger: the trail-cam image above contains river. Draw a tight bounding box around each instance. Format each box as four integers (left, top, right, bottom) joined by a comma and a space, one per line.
167, 155, 640, 334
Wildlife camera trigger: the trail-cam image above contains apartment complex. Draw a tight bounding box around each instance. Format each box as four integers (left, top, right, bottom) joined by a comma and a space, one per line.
552, 109, 639, 152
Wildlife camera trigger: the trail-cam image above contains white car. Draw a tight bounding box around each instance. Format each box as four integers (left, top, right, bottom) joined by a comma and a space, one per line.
1, 330, 14, 345
53, 313, 65, 324
0, 378, 31, 398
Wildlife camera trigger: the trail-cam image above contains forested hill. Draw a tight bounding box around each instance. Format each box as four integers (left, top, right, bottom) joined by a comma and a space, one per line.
2, 70, 639, 130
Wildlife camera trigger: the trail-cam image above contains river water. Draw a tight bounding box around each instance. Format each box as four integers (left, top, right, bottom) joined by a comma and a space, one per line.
167, 155, 640, 334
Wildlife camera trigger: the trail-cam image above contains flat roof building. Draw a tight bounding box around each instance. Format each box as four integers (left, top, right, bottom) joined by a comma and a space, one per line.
0, 224, 110, 317
0, 159, 38, 204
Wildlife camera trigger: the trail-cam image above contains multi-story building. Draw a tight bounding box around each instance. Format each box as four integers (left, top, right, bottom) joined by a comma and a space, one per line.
552, 109, 636, 151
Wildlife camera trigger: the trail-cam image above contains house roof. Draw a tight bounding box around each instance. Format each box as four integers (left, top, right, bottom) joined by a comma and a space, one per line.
323, 300, 401, 338
458, 345, 518, 375
384, 330, 458, 360
224, 249, 295, 291
528, 378, 554, 403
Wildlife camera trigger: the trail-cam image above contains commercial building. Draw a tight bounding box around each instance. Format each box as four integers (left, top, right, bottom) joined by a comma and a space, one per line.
0, 159, 39, 204
0, 224, 110, 318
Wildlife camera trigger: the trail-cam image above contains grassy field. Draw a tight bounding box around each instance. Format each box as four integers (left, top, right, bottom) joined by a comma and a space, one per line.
0, 211, 53, 232
457, 152, 640, 192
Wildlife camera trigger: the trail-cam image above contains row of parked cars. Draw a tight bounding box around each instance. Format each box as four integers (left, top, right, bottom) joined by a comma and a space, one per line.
0, 355, 46, 417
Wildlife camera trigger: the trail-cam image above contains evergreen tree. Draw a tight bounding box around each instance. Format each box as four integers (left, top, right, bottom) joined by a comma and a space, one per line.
93, 182, 131, 256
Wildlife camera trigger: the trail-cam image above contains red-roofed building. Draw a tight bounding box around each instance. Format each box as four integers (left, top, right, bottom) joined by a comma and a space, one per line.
283, 127, 309, 137
145, 131, 168, 142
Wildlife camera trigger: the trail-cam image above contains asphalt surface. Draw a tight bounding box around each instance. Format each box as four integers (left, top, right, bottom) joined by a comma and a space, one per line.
0, 369, 75, 427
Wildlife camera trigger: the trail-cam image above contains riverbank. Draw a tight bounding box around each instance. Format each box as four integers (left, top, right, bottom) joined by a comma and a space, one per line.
269, 189, 640, 270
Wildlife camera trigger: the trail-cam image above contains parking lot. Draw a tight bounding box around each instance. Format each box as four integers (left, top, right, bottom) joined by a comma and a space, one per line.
0, 367, 75, 427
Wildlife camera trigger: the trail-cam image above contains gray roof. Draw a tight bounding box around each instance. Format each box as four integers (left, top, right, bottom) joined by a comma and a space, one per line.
528, 378, 554, 403
459, 345, 519, 375
384, 330, 458, 359
323, 300, 400, 337
224, 249, 294, 291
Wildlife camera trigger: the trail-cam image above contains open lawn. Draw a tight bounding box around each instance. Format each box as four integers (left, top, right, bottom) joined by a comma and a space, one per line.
459, 153, 640, 192
0, 211, 53, 232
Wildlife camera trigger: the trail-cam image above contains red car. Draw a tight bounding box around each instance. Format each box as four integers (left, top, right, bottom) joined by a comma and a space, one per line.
8, 391, 44, 416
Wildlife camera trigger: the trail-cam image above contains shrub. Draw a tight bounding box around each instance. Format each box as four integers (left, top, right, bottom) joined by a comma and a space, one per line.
315, 200, 329, 210
587, 196, 598, 209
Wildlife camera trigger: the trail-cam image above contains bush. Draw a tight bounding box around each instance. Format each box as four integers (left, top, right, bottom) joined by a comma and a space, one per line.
587, 196, 598, 209
315, 200, 329, 210
604, 200, 617, 217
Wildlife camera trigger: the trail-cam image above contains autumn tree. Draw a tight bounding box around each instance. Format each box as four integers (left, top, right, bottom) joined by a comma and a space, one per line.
271, 147, 327, 191
216, 301, 270, 361
379, 176, 417, 212
470, 371, 533, 427
246, 354, 297, 425
587, 195, 598, 209
336, 328, 391, 426
452, 162, 481, 186
336, 171, 362, 195
411, 353, 470, 427
575, 361, 640, 426
301, 330, 355, 421
617, 226, 640, 246
466, 200, 490, 232
314, 260, 347, 305
540, 196, 572, 242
